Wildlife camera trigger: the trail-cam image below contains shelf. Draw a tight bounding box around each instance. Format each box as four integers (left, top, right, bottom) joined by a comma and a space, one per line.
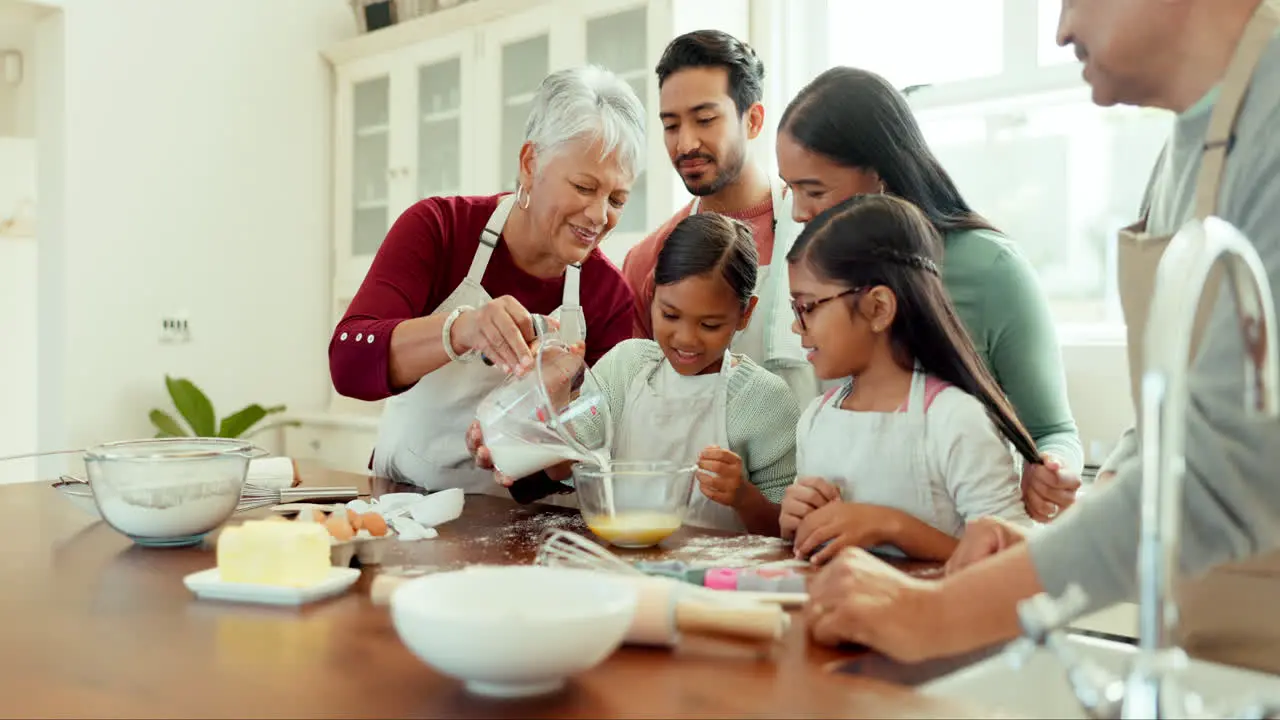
421, 109, 462, 123
355, 124, 390, 138
355, 200, 388, 211
503, 91, 537, 107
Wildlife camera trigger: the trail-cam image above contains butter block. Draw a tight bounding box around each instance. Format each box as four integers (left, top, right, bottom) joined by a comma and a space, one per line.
217, 520, 331, 588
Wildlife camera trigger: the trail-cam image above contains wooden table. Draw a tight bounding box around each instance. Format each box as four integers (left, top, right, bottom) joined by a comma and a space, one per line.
0, 468, 992, 719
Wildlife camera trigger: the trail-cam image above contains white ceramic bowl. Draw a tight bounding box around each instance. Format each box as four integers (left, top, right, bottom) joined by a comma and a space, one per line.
390, 565, 637, 698
84, 438, 259, 547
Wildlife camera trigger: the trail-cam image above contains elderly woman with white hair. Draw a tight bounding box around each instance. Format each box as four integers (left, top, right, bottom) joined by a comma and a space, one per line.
330, 65, 645, 495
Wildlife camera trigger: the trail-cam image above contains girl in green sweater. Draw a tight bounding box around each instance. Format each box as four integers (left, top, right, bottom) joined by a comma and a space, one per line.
775, 66, 1082, 523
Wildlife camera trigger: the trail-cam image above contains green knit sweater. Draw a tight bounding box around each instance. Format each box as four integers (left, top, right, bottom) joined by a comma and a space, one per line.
941, 228, 1082, 473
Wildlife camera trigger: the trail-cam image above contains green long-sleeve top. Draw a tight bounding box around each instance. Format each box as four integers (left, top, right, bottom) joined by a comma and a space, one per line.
940, 228, 1083, 474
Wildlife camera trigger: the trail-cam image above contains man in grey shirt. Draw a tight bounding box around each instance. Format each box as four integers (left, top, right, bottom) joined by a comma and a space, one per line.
799, 0, 1280, 670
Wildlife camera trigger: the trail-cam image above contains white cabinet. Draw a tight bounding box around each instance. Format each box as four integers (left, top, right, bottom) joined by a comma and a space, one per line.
333, 32, 479, 296
323, 0, 750, 416
277, 414, 381, 476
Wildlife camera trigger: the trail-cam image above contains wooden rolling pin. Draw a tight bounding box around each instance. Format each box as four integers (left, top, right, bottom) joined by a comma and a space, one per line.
370, 573, 789, 647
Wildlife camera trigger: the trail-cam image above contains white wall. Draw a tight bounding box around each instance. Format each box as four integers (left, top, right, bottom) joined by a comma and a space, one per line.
34, 0, 355, 476
0, 135, 37, 484
0, 235, 37, 483
0, 2, 40, 137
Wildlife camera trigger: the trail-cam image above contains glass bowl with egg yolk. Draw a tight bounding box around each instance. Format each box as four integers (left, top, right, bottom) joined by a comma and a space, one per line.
571, 461, 695, 548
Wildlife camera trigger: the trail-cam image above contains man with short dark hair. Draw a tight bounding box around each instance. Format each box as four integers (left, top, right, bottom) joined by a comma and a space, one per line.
622, 30, 816, 402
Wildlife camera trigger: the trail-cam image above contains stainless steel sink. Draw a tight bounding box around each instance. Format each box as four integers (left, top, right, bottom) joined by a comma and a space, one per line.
919, 632, 1280, 719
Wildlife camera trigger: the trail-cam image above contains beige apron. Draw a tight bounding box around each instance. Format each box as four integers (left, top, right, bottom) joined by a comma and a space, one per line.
371, 194, 584, 497
1116, 0, 1280, 673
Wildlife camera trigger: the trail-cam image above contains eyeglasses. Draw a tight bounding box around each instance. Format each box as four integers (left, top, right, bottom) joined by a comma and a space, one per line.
790, 287, 867, 332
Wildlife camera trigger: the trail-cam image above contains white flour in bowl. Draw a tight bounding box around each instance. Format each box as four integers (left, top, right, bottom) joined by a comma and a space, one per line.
97, 492, 239, 538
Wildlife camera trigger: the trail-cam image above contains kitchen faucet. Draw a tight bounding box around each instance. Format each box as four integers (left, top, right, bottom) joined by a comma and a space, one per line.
1008, 216, 1280, 719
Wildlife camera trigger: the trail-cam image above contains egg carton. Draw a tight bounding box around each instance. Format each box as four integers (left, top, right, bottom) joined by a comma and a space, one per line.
330, 528, 397, 568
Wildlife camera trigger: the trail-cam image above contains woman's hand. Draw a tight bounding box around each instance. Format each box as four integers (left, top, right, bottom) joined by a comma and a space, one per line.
452, 296, 539, 374
538, 341, 587, 409
944, 516, 1029, 575
806, 548, 947, 663
465, 420, 517, 487
695, 446, 746, 507
793, 501, 892, 564
1021, 453, 1082, 522
780, 476, 841, 541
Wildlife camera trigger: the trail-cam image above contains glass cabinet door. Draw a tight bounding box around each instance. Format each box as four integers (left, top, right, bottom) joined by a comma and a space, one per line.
499, 33, 550, 193
416, 57, 463, 200
351, 76, 392, 258
586, 6, 648, 234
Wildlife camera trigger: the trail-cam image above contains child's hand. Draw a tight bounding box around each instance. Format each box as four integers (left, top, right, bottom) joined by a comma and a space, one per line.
780, 476, 842, 541
695, 446, 746, 507
794, 501, 887, 564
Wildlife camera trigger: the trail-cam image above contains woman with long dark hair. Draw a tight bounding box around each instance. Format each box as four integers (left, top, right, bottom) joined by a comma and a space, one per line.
781, 194, 1034, 563
775, 66, 1081, 523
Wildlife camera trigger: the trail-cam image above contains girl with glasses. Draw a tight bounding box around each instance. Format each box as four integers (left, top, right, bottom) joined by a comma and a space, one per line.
780, 194, 1035, 563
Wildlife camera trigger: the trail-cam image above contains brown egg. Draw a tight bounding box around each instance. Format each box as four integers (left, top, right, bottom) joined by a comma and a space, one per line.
346, 508, 363, 531
306, 508, 327, 523
362, 512, 388, 537
324, 515, 355, 541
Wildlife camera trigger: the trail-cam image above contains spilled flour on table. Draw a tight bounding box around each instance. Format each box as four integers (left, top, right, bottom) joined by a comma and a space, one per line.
374, 506, 587, 572
660, 533, 791, 568
450, 508, 586, 558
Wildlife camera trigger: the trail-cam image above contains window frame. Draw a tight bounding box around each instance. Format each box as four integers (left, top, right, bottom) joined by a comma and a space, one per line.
762, 0, 1138, 345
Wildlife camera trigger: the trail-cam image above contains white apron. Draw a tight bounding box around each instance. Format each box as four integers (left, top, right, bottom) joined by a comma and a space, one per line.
690, 179, 818, 404
371, 194, 584, 495
613, 351, 743, 532
797, 369, 955, 555
1115, 0, 1280, 673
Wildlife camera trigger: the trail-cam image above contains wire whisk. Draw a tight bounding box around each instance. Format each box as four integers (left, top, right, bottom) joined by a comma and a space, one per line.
535, 528, 809, 608
53, 475, 359, 513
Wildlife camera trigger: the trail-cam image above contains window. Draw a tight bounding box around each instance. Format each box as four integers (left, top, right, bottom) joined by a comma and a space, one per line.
914, 92, 1172, 325
1037, 0, 1077, 66
826, 0, 1004, 89
796, 0, 1175, 336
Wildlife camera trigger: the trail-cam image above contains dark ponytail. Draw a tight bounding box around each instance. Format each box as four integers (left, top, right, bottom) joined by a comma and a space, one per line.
654, 212, 758, 308
787, 194, 1039, 465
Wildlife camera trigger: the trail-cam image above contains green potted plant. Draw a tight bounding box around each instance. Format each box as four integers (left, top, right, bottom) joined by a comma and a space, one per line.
150, 375, 298, 438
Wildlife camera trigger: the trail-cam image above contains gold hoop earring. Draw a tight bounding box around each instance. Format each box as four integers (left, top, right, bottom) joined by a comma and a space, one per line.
516, 185, 531, 210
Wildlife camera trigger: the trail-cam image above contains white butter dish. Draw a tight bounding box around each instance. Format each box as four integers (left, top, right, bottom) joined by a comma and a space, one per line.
183, 567, 361, 606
